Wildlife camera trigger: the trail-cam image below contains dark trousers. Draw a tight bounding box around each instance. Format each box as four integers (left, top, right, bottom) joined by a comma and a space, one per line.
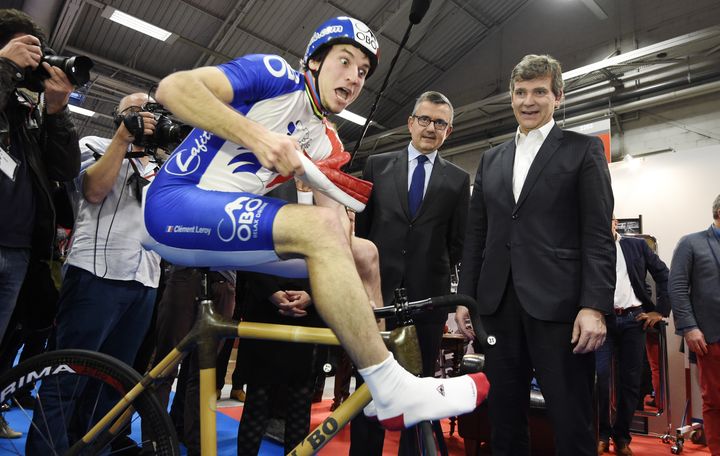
596, 308, 646, 444
482, 278, 596, 456
26, 266, 155, 454
152, 267, 235, 455
349, 320, 445, 455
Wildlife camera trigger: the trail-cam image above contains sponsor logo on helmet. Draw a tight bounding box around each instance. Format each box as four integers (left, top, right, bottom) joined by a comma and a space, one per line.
309, 25, 345, 47
349, 18, 378, 53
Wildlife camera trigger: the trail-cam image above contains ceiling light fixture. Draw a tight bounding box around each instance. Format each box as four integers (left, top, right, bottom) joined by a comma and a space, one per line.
562, 27, 720, 81
102, 7, 177, 43
68, 105, 96, 117
336, 110, 368, 126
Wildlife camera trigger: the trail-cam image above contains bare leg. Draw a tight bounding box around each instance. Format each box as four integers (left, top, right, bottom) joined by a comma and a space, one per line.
311, 192, 382, 310
273, 204, 387, 368
351, 237, 383, 310
272, 204, 490, 430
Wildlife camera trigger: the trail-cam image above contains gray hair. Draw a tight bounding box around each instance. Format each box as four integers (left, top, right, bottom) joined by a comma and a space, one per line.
509, 54, 564, 97
412, 91, 454, 125
713, 194, 720, 220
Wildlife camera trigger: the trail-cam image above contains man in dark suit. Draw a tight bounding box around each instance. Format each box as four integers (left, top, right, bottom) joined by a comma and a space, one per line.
669, 194, 720, 456
456, 54, 615, 456
597, 218, 669, 455
352, 90, 470, 454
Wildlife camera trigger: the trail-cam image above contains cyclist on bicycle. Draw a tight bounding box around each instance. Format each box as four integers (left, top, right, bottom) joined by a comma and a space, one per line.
143, 16, 489, 430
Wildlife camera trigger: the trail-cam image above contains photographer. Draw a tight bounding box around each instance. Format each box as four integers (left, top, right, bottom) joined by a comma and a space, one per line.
26, 92, 162, 454
0, 9, 80, 439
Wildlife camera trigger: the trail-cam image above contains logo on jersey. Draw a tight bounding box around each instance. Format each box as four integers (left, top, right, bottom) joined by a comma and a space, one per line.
263, 55, 300, 84
217, 196, 268, 243
228, 149, 262, 175
164, 130, 213, 176
288, 120, 311, 151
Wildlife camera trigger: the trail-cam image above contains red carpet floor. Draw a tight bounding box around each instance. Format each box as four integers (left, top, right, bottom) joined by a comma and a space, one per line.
219, 400, 711, 455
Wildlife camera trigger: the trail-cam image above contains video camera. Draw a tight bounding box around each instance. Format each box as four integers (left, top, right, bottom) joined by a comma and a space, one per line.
121, 102, 192, 151
19, 47, 93, 92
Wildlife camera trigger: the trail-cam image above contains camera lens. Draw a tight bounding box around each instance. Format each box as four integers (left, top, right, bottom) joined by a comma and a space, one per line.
43, 55, 93, 86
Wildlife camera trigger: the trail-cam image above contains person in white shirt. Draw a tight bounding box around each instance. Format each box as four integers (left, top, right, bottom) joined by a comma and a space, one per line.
26, 93, 162, 454
457, 54, 615, 456
596, 216, 669, 455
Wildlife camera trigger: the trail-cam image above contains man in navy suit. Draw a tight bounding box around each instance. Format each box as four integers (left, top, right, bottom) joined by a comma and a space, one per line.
597, 217, 669, 455
457, 54, 615, 456
669, 194, 720, 456
353, 91, 470, 454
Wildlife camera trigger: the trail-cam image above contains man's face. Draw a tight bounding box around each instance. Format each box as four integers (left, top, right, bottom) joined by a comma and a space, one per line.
407, 101, 453, 154
612, 218, 618, 238
511, 75, 562, 134
308, 44, 369, 114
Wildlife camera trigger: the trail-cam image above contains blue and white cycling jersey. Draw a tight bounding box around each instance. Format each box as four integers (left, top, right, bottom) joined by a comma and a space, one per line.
143, 54, 341, 276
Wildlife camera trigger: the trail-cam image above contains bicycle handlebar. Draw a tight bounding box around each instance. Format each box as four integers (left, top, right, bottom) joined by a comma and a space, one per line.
372, 293, 478, 320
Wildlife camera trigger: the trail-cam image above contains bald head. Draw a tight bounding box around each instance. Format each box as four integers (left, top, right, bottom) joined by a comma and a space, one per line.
118, 93, 151, 114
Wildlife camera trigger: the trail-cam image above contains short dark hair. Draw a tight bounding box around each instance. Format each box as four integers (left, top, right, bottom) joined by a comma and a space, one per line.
301, 46, 331, 72
412, 91, 454, 125
509, 54, 564, 97
0, 9, 46, 48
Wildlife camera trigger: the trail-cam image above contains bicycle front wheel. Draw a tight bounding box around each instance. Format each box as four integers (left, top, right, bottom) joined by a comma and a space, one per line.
0, 349, 179, 455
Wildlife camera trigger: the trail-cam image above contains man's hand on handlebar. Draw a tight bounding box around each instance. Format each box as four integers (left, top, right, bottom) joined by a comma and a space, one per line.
454, 305, 476, 341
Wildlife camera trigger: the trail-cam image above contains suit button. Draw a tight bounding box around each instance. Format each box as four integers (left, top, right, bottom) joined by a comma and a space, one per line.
401, 249, 407, 255
505, 242, 511, 249
512, 214, 518, 220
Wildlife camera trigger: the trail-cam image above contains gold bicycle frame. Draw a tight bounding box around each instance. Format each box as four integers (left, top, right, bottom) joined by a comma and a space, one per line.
72, 294, 423, 456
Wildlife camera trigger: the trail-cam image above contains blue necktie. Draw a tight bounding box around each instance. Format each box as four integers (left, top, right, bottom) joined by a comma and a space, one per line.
409, 155, 428, 218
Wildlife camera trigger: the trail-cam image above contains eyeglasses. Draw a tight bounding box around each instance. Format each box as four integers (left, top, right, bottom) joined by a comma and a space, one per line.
411, 115, 450, 131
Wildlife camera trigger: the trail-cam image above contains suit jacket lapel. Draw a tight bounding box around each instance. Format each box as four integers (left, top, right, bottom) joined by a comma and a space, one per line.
501, 141, 516, 207
393, 150, 410, 219
514, 125, 563, 212
706, 226, 720, 268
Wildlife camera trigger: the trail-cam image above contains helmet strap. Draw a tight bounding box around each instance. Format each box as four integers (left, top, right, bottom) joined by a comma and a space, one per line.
304, 67, 328, 117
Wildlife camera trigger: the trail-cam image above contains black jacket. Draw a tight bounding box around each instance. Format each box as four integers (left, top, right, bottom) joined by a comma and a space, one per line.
356, 149, 469, 324
619, 236, 670, 315
0, 57, 80, 260
459, 125, 616, 321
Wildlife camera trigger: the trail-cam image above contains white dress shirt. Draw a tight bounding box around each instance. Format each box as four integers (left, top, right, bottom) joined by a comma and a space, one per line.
512, 119, 555, 202
66, 136, 161, 288
614, 236, 643, 310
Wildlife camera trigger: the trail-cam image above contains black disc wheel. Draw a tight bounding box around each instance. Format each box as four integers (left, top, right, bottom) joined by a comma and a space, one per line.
0, 349, 178, 455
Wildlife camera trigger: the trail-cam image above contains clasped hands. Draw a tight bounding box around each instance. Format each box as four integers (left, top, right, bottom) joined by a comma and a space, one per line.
269, 290, 312, 317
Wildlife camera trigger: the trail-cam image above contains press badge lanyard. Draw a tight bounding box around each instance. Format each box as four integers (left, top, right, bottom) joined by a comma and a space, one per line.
0, 144, 19, 181
1, 92, 42, 181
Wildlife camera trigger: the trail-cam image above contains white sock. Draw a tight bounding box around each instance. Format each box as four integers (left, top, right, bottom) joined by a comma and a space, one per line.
357, 353, 489, 430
